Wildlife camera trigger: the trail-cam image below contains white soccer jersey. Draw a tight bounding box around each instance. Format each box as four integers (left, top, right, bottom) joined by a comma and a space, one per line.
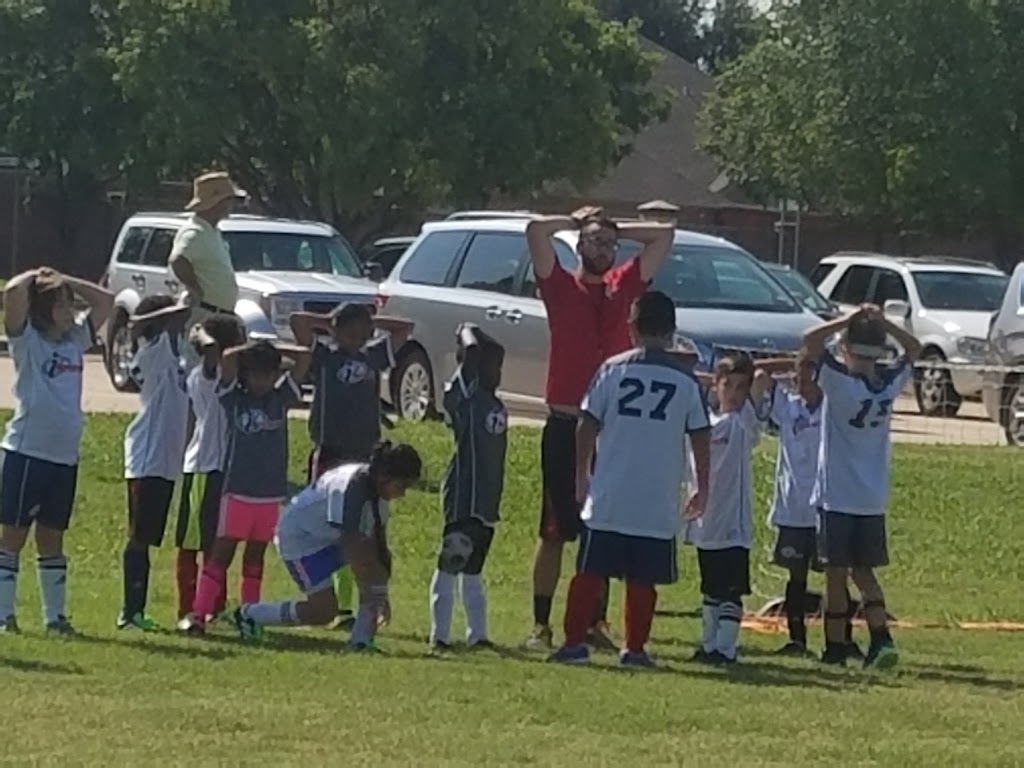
811, 352, 913, 516
766, 383, 822, 529
275, 463, 390, 561
580, 347, 709, 540
183, 364, 229, 474
2, 315, 93, 466
124, 332, 189, 480
684, 400, 762, 550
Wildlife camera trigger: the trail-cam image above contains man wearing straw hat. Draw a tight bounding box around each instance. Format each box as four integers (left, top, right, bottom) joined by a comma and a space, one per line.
169, 171, 247, 364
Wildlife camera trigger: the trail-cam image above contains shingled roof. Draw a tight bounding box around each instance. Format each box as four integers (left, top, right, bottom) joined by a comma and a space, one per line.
584, 39, 751, 209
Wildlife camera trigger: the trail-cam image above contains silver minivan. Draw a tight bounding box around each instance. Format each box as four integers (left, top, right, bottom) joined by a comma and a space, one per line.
378, 218, 821, 419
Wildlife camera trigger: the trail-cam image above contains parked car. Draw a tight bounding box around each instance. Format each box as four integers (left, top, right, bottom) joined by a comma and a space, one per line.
814, 252, 1008, 417
100, 213, 379, 391
983, 260, 1024, 445
762, 262, 840, 320
360, 236, 415, 279
377, 218, 822, 420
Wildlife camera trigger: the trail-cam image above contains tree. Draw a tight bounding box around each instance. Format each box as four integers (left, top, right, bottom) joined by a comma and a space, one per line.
0, 0, 135, 255
596, 0, 704, 62
700, 0, 1009, 241
595, 0, 764, 72
107, 0, 668, 241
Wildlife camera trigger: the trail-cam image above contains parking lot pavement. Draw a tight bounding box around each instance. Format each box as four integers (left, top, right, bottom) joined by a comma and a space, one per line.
0, 356, 1007, 445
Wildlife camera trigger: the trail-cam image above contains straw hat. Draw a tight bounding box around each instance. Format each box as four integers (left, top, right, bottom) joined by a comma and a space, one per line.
185, 171, 247, 212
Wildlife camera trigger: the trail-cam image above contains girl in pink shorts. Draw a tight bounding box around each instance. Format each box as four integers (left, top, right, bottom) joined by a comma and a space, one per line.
180, 339, 310, 635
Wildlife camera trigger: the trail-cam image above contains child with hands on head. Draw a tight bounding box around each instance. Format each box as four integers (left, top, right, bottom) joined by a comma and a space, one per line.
179, 337, 311, 635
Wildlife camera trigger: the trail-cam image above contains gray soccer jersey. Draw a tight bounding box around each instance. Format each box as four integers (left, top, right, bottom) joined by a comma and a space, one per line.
220, 374, 302, 499
441, 366, 508, 526
308, 334, 394, 460
581, 347, 709, 540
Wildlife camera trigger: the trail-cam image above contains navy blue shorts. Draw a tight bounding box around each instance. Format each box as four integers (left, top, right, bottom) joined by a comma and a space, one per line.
284, 545, 345, 595
576, 525, 678, 585
0, 450, 78, 531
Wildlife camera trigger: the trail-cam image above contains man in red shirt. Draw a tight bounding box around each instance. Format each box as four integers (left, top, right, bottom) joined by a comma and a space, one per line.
524, 206, 674, 650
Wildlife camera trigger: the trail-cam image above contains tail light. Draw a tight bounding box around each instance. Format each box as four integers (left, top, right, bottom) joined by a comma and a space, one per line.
98, 270, 110, 289
374, 293, 389, 311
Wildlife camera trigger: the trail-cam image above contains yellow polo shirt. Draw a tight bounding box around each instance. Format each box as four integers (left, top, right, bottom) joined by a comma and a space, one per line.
171, 214, 239, 311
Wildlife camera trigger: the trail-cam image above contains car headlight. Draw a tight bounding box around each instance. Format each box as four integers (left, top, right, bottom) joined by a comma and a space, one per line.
268, 296, 304, 328
956, 336, 988, 358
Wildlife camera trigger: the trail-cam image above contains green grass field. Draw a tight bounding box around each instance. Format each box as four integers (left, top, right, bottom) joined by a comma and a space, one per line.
5, 414, 1024, 766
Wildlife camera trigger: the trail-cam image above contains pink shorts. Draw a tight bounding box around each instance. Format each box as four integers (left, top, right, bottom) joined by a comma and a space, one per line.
218, 494, 280, 543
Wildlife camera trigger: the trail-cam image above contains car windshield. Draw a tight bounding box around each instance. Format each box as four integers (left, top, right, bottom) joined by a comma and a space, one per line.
913, 271, 1008, 312
223, 232, 363, 276
617, 242, 802, 312
768, 266, 832, 312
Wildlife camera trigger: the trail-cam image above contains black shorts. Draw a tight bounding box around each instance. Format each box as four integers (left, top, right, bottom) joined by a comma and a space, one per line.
772, 526, 822, 572
127, 477, 176, 547
174, 471, 224, 552
0, 450, 78, 531
697, 547, 751, 600
817, 509, 889, 569
576, 526, 678, 585
539, 412, 581, 543
437, 518, 495, 575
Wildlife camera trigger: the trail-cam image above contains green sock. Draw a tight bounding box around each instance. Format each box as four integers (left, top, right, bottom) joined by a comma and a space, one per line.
334, 567, 354, 613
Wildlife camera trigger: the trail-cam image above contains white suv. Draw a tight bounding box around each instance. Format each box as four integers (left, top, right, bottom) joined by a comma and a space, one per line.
100, 212, 380, 390
814, 252, 1008, 417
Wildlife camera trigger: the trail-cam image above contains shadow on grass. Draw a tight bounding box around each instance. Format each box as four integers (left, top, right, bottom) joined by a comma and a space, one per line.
897, 662, 1024, 692
0, 655, 85, 675
191, 629, 431, 661
63, 631, 239, 661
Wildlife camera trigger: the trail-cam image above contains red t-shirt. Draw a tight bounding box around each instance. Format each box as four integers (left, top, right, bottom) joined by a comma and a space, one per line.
537, 258, 646, 407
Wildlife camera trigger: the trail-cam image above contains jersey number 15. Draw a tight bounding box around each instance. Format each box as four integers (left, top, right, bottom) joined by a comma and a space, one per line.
617, 378, 677, 421
848, 398, 893, 429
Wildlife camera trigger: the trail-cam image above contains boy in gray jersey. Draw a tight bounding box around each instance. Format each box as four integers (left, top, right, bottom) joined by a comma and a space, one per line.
290, 303, 412, 630
429, 324, 507, 651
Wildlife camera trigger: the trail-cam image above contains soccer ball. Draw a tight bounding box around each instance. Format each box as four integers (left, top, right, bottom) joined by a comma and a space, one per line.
440, 531, 474, 573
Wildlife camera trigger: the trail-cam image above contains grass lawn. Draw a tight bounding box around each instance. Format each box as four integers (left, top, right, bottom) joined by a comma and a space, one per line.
4, 414, 1024, 766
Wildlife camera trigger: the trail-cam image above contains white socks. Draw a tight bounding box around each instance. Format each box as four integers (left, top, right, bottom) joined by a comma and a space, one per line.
429, 570, 455, 644
0, 550, 17, 620
461, 574, 487, 645
716, 601, 742, 660
37, 555, 67, 625
701, 596, 720, 653
242, 600, 299, 626
429, 570, 488, 645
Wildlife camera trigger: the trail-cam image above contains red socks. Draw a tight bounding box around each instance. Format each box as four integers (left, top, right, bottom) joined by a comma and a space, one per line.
624, 582, 657, 653
175, 550, 199, 619
240, 560, 264, 604
194, 561, 226, 619
563, 572, 604, 646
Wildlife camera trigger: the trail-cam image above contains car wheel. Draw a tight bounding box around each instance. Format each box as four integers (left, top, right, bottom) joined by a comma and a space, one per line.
105, 311, 139, 393
391, 347, 436, 421
1002, 377, 1024, 446
914, 353, 961, 417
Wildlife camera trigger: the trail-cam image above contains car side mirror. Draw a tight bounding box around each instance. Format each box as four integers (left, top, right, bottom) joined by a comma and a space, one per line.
364, 261, 384, 283
884, 299, 911, 320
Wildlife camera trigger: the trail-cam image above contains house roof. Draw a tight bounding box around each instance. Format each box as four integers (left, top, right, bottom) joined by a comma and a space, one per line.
584, 39, 752, 209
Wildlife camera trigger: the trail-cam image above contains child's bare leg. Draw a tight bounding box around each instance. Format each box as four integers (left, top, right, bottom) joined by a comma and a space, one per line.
850, 567, 885, 627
